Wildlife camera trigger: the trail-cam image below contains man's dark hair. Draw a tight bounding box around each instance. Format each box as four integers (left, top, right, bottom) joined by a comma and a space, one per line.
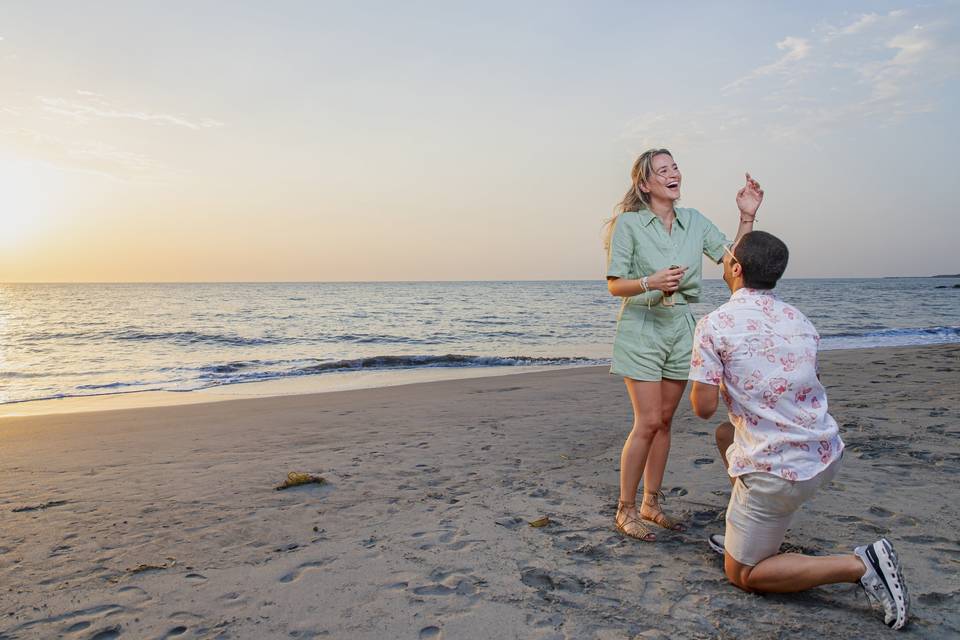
733, 231, 789, 290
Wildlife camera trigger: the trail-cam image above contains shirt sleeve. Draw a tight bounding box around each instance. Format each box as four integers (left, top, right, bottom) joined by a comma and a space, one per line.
689, 315, 723, 385
700, 212, 730, 264
606, 215, 633, 279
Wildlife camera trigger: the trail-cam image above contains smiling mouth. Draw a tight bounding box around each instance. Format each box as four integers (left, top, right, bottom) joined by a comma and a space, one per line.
666, 181, 680, 189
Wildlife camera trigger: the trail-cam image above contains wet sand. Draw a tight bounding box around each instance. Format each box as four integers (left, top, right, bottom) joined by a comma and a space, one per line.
1, 345, 957, 638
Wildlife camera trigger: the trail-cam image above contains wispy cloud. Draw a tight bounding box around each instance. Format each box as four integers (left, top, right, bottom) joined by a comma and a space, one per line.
625, 6, 959, 149
1, 126, 160, 181
38, 92, 225, 129
0, 89, 223, 180
823, 10, 906, 40
723, 36, 811, 93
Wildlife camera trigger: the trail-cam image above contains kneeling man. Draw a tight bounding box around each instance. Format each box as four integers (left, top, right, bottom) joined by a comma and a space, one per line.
689, 231, 909, 630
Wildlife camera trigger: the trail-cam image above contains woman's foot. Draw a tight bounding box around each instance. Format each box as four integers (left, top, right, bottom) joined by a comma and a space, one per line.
640, 491, 687, 532
615, 500, 656, 541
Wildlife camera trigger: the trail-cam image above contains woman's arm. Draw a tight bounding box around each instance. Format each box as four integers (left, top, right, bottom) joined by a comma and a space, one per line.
607, 266, 687, 297
733, 172, 764, 244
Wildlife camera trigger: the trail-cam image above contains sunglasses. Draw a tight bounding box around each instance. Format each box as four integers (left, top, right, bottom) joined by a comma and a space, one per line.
724, 244, 739, 265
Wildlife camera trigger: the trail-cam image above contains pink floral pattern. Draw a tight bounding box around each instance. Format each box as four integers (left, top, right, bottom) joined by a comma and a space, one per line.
690, 288, 844, 481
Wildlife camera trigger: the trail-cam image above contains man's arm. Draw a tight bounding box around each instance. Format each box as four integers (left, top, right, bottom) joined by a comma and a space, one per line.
690, 381, 720, 420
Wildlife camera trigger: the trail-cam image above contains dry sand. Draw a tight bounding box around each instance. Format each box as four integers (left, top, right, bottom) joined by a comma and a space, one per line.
1, 345, 958, 639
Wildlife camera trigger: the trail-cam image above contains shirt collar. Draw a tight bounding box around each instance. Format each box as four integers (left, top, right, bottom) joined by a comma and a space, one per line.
729, 287, 777, 303
637, 207, 688, 229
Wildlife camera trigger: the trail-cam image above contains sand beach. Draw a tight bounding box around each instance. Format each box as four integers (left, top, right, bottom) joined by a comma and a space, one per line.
1, 344, 958, 639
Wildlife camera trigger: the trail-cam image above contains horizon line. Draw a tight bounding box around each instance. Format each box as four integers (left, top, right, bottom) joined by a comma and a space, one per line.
2, 275, 957, 285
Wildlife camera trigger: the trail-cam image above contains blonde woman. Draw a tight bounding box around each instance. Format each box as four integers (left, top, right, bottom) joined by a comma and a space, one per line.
605, 148, 762, 541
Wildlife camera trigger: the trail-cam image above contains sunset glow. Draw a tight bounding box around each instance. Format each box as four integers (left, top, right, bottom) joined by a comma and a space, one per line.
0, 2, 957, 281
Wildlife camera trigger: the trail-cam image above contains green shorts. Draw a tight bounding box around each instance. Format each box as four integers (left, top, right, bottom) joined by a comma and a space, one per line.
610, 302, 696, 382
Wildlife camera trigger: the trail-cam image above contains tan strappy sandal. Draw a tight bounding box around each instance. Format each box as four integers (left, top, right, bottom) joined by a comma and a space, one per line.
615, 500, 657, 542
640, 491, 687, 532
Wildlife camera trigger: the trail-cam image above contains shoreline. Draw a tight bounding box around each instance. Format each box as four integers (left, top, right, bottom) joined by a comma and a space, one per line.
3, 342, 958, 419
0, 362, 595, 418
1, 343, 957, 638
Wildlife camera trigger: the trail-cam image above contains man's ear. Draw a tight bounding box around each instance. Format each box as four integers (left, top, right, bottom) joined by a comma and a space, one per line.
731, 261, 743, 278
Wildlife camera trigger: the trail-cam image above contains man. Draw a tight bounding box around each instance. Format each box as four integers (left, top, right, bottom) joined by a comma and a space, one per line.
688, 231, 909, 630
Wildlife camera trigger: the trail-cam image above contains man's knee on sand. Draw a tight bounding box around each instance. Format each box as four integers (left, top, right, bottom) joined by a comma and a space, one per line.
714, 422, 734, 462
724, 553, 759, 592
715, 422, 733, 454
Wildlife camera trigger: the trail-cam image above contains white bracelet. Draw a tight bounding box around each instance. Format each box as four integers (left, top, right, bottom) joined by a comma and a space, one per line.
641, 276, 649, 292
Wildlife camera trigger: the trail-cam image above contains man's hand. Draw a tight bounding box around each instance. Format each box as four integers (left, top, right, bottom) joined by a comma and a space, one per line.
690, 381, 720, 419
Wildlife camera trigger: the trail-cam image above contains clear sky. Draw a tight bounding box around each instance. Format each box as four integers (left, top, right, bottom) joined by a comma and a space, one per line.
1, 1, 957, 281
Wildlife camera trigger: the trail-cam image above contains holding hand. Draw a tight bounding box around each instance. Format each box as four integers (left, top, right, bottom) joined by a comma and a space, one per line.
649, 265, 687, 294
736, 172, 763, 221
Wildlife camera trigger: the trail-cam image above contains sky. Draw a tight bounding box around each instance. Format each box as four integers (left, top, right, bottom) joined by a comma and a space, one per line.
0, 1, 958, 282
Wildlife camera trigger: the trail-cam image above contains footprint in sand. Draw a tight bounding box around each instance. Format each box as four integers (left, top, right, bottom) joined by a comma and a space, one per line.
520, 567, 590, 594
918, 591, 959, 606
279, 558, 333, 583
89, 627, 122, 640
419, 626, 442, 639
163, 626, 188, 638
494, 517, 525, 530
412, 578, 476, 597
64, 620, 91, 633
185, 572, 207, 583
693, 458, 714, 466
903, 534, 951, 544
689, 509, 723, 527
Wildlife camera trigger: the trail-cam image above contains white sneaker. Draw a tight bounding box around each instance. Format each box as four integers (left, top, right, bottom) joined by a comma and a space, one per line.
707, 533, 724, 556
854, 538, 909, 630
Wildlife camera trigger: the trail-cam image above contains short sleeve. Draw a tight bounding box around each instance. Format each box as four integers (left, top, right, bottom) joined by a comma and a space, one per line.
689, 315, 723, 385
700, 213, 730, 264
606, 215, 633, 279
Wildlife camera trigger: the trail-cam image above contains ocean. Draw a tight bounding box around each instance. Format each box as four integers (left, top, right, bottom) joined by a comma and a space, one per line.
1, 278, 958, 405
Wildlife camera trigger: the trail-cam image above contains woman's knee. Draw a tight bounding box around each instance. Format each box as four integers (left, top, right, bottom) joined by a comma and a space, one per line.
630, 415, 663, 440
659, 411, 677, 432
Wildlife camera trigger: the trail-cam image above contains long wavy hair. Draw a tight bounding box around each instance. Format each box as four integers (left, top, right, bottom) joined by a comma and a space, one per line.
603, 148, 672, 251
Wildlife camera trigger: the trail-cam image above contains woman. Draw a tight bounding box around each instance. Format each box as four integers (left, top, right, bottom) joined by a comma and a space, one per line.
605, 148, 763, 541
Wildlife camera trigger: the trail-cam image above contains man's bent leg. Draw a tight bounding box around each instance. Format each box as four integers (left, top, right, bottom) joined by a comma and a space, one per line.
725, 551, 865, 593
715, 421, 734, 486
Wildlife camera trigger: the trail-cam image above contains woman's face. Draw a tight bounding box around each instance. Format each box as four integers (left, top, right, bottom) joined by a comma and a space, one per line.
641, 153, 681, 202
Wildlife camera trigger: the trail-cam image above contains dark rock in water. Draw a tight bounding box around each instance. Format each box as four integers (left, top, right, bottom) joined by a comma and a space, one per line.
933, 284, 960, 288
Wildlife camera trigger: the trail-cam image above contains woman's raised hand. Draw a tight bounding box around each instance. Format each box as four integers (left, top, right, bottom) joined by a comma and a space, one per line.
736, 172, 764, 220
649, 265, 687, 294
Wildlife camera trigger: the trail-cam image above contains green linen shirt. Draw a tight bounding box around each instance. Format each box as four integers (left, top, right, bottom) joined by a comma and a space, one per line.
606, 207, 729, 307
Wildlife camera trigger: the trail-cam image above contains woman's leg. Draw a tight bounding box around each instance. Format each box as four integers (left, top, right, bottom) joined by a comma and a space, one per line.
639, 378, 688, 529
616, 378, 664, 540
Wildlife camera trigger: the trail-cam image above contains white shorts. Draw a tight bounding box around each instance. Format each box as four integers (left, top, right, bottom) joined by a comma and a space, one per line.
724, 457, 842, 566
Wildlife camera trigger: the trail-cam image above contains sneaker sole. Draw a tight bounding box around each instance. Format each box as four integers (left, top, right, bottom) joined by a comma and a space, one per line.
707, 534, 724, 556
867, 538, 909, 629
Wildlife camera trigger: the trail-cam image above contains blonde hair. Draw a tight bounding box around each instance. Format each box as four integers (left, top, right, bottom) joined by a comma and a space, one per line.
603, 148, 673, 251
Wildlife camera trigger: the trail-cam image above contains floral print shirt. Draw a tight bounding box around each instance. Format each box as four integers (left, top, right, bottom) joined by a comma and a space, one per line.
690, 288, 844, 481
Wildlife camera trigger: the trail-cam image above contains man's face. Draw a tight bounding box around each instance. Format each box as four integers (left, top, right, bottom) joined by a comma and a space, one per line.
722, 243, 741, 292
